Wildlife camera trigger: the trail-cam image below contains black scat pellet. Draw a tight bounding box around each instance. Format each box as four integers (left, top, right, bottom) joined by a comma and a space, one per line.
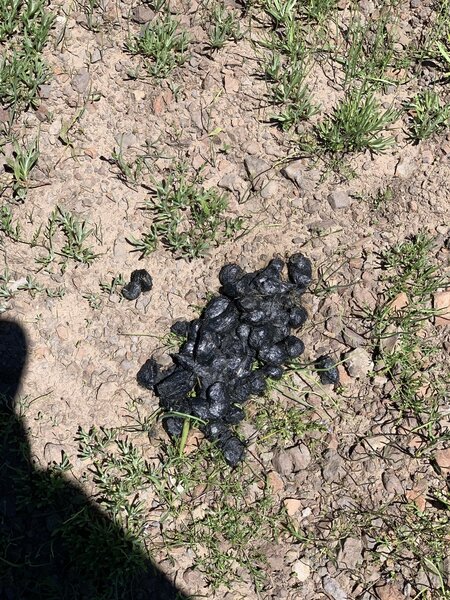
262, 257, 285, 278
203, 420, 229, 441
187, 319, 201, 343
230, 380, 253, 405
179, 339, 195, 357
262, 364, 284, 380
241, 309, 266, 325
203, 304, 239, 334
236, 295, 260, 313
315, 355, 340, 386
220, 435, 245, 467
287, 253, 312, 290
155, 367, 195, 404
283, 335, 305, 358
122, 280, 141, 301
190, 397, 212, 421
207, 382, 229, 418
203, 296, 231, 320
136, 358, 159, 390
194, 328, 220, 364
164, 416, 184, 438
122, 269, 153, 300
137, 253, 313, 465
170, 320, 190, 338
236, 323, 251, 343
289, 306, 308, 329
223, 405, 245, 425
235, 273, 257, 297
258, 343, 288, 366
245, 370, 267, 395
134, 269, 153, 292
255, 277, 293, 297
248, 325, 277, 350
219, 263, 244, 286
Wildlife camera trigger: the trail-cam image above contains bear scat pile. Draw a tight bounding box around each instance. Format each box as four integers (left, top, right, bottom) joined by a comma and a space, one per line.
137, 254, 312, 466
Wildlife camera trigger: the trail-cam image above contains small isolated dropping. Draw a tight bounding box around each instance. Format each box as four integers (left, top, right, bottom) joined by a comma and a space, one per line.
122, 269, 153, 300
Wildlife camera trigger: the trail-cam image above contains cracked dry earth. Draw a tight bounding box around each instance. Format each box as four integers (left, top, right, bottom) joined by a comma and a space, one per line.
1, 0, 450, 599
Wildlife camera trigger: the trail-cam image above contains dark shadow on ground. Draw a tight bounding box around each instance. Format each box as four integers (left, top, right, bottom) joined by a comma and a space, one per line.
0, 319, 187, 600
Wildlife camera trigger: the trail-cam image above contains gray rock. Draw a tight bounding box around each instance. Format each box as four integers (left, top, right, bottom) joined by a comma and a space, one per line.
292, 559, 311, 582
337, 537, 363, 570
395, 156, 417, 179
90, 48, 102, 63
359, 0, 375, 14
281, 160, 303, 186
39, 84, 52, 99
272, 449, 294, 476
328, 190, 351, 210
260, 179, 279, 199
281, 161, 319, 193
344, 347, 372, 378
116, 132, 137, 150
341, 326, 366, 348
443, 555, 450, 587
0, 107, 9, 122
322, 449, 345, 482
132, 5, 155, 23
323, 575, 348, 600
289, 444, 311, 471
382, 471, 404, 495
71, 70, 90, 94
244, 155, 270, 180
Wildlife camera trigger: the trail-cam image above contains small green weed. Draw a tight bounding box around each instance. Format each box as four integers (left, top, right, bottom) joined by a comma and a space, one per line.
299, 0, 337, 23
109, 141, 150, 186
316, 89, 398, 154
76, 426, 158, 532
370, 186, 394, 210
36, 207, 100, 267
0, 268, 14, 311
159, 442, 279, 591
83, 292, 102, 309
405, 90, 450, 141
0, 0, 53, 116
99, 273, 125, 295
207, 2, 242, 50
145, 0, 168, 10
76, 0, 103, 31
55, 207, 100, 265
73, 420, 283, 592
374, 503, 450, 594
5, 137, 40, 200
261, 0, 297, 28
129, 164, 245, 259
268, 57, 319, 130
371, 232, 449, 445
340, 11, 399, 88
0, 204, 21, 241
126, 15, 190, 78
254, 394, 325, 446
